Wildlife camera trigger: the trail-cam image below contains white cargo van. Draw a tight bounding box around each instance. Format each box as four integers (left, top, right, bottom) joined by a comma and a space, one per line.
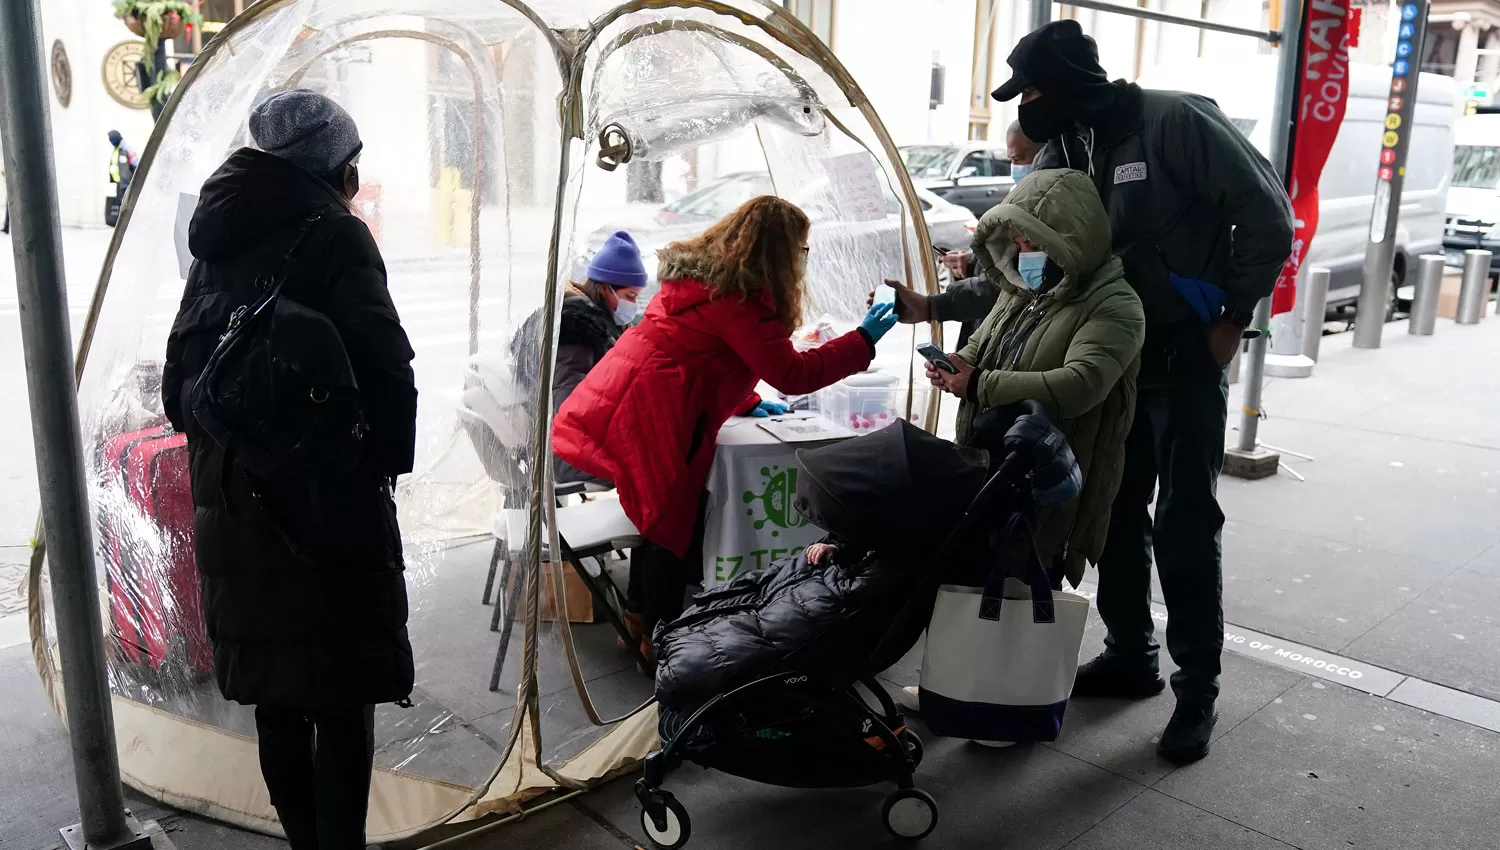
1137, 56, 1455, 313
1443, 113, 1500, 278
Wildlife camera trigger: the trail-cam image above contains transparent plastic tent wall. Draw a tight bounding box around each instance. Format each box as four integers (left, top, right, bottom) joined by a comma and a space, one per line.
27, 0, 942, 842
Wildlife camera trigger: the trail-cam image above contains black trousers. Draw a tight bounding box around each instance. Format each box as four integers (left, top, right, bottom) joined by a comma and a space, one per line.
1096, 322, 1228, 705
254, 704, 376, 850
628, 492, 709, 634
629, 542, 695, 634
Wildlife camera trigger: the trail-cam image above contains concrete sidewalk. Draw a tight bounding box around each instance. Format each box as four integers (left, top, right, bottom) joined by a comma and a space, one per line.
4, 314, 1500, 850
461, 315, 1500, 849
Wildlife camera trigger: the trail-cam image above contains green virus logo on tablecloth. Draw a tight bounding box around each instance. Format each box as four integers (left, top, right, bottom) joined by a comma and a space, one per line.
742, 465, 807, 537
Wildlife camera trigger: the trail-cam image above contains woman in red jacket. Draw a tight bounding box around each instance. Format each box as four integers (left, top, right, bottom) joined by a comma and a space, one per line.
553, 195, 899, 663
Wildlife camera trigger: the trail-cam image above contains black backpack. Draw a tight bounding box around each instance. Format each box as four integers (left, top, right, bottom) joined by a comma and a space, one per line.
190, 211, 368, 477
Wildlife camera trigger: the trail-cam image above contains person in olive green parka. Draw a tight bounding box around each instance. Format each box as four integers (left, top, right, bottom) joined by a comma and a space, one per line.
930, 167, 1144, 589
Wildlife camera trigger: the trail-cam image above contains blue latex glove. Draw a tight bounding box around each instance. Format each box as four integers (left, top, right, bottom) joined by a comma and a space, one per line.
747, 400, 789, 418
1168, 272, 1226, 323
859, 302, 899, 343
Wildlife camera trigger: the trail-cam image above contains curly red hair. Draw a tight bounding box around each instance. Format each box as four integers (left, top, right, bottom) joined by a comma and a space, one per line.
664, 195, 810, 331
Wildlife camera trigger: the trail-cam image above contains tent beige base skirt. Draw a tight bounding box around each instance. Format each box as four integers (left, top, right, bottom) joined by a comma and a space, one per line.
110, 696, 659, 841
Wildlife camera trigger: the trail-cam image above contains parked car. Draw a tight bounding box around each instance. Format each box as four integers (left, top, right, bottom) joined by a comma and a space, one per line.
899, 142, 1015, 218
581, 171, 975, 302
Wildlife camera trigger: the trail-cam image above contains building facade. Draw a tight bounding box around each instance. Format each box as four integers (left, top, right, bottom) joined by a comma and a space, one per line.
34, 0, 1443, 229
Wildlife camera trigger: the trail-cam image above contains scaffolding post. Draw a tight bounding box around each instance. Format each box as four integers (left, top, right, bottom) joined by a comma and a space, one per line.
1030, 0, 1053, 31
1224, 0, 1301, 479
0, 1, 154, 848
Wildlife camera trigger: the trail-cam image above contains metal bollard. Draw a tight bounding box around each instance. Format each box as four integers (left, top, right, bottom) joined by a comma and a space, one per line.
1456, 249, 1491, 325
1409, 254, 1444, 335
1301, 267, 1331, 362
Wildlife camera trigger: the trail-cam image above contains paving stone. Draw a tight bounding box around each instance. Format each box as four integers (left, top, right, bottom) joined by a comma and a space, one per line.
583, 729, 1145, 850
1154, 679, 1500, 850
1065, 788, 1296, 849
1343, 569, 1500, 702
1220, 520, 1453, 651
1217, 418, 1500, 567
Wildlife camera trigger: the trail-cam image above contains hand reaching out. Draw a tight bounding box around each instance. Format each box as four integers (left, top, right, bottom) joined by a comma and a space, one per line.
865, 279, 932, 324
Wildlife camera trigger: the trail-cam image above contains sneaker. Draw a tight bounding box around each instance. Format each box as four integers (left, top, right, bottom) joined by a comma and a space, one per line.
1072, 654, 1166, 699
969, 739, 1017, 748
1157, 700, 1218, 764
894, 685, 921, 713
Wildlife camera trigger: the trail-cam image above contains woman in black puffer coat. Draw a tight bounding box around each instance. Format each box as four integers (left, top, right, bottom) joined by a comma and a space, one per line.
162, 91, 417, 850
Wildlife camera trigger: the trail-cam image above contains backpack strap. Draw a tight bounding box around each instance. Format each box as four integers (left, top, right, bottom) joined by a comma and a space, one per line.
256, 210, 328, 300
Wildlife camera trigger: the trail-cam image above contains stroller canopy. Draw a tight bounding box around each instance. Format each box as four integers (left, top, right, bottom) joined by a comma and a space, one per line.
795, 420, 989, 550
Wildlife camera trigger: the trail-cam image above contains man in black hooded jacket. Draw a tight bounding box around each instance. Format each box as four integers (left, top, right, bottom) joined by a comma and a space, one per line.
995, 20, 1292, 764
163, 90, 417, 850
882, 21, 1291, 764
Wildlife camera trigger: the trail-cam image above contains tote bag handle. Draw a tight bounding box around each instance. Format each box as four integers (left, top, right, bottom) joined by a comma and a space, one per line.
977, 512, 1055, 625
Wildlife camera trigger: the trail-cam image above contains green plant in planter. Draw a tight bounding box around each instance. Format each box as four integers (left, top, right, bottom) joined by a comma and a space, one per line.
112, 0, 202, 75
141, 66, 181, 107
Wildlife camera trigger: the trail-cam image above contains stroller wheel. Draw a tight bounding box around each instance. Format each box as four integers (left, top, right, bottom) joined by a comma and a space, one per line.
882, 788, 938, 840
640, 791, 691, 850
902, 730, 925, 768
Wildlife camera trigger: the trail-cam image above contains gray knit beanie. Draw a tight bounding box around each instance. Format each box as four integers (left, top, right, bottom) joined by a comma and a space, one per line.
249, 89, 362, 176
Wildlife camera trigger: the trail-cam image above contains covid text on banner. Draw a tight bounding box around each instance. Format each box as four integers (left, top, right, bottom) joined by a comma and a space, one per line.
1271, 0, 1354, 316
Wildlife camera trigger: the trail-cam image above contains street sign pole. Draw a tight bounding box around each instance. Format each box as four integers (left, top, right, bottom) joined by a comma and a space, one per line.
1226, 0, 1302, 477
1354, 0, 1428, 349
0, 1, 153, 848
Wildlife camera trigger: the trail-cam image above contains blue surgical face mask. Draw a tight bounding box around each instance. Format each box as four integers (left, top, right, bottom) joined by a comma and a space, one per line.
612, 294, 639, 326
1010, 163, 1032, 181
1016, 251, 1048, 291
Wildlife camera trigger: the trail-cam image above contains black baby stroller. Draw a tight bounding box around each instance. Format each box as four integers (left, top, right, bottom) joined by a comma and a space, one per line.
635, 407, 1079, 849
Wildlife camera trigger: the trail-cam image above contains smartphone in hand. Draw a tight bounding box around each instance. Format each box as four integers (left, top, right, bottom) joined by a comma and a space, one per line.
917, 343, 959, 375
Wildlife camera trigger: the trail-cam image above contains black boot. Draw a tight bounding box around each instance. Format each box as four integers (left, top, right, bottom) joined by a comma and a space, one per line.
1158, 700, 1218, 764
1072, 653, 1166, 699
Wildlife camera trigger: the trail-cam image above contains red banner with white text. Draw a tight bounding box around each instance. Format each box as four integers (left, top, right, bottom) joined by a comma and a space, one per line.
1272, 0, 1353, 316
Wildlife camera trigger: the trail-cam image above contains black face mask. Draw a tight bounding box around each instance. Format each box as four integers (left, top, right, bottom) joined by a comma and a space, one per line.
345, 165, 360, 200
1018, 98, 1075, 144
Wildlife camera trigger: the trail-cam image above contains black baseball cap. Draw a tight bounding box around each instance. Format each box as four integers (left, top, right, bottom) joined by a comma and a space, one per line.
992, 20, 1109, 102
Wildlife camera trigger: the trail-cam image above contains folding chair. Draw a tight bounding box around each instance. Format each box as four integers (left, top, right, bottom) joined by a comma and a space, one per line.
485, 496, 649, 692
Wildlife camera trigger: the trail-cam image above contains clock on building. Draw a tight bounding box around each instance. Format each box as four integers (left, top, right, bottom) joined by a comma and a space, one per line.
102, 40, 148, 110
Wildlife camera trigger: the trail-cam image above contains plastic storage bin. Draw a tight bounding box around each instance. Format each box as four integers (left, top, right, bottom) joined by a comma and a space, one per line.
817, 370, 930, 433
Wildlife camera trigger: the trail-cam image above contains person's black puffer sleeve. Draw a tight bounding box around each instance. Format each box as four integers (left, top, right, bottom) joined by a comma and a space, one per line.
929, 275, 1001, 323
325, 216, 418, 476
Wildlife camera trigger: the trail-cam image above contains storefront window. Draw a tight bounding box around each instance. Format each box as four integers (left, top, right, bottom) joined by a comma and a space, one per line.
195, 0, 244, 52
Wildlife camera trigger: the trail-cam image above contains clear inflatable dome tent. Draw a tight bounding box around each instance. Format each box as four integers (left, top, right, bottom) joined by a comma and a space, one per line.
27, 0, 944, 842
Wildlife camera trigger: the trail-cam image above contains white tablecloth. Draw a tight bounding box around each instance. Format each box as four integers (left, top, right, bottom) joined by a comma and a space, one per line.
700, 416, 845, 587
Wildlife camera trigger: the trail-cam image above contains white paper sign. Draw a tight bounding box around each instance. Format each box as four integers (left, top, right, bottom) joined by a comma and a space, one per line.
756, 413, 855, 444
174, 192, 198, 280
824, 151, 887, 223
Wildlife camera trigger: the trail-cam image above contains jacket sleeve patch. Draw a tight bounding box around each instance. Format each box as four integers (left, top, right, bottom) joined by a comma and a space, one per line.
1113, 162, 1148, 184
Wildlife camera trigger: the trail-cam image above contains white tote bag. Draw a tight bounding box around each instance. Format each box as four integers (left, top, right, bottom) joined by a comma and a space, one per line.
919, 517, 1090, 742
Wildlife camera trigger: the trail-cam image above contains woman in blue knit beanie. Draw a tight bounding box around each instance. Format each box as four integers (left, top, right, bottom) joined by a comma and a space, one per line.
510, 230, 646, 487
